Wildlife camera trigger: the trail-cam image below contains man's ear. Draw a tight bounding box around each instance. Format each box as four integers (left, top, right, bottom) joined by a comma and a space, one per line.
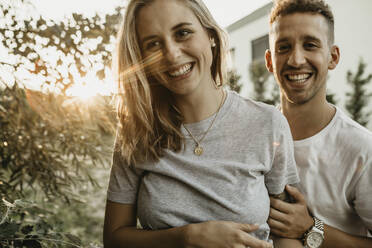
328, 45, 340, 70
265, 49, 274, 73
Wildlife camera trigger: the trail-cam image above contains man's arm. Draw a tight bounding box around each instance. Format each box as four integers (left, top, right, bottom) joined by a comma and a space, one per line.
272, 237, 303, 248
270, 187, 303, 248
269, 185, 372, 248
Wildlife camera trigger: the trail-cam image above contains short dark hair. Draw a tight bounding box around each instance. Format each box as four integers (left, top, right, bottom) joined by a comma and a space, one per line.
269, 0, 335, 44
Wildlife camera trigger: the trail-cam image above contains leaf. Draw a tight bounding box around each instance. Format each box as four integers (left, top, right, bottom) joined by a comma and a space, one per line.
21, 224, 34, 234
64, 233, 82, 246
2, 198, 15, 208
23, 239, 42, 248
96, 69, 105, 80
0, 222, 20, 238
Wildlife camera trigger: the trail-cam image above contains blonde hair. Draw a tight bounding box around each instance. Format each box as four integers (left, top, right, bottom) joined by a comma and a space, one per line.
114, 0, 228, 165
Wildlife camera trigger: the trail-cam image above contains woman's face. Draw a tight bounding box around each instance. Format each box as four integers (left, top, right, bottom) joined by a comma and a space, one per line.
136, 0, 215, 96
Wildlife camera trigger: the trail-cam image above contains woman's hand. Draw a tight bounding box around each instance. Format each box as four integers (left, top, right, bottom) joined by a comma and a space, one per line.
185, 220, 273, 248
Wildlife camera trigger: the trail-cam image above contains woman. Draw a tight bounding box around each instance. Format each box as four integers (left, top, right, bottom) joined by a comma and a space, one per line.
104, 0, 299, 247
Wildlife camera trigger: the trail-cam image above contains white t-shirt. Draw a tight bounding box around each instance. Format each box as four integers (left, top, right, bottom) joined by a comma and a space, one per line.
294, 106, 372, 236
107, 90, 299, 241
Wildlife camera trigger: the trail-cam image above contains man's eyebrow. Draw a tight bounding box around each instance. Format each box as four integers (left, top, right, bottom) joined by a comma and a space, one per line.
275, 37, 289, 44
274, 35, 322, 45
304, 35, 322, 43
141, 22, 193, 44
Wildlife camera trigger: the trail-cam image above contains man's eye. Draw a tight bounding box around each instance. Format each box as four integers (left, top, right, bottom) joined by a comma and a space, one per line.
304, 43, 317, 49
277, 44, 290, 53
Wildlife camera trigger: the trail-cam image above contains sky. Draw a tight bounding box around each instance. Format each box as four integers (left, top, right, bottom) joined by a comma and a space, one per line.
33, 0, 272, 28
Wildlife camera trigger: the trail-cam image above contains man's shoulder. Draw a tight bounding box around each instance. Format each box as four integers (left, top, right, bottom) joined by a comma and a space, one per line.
336, 108, 372, 137
334, 107, 372, 148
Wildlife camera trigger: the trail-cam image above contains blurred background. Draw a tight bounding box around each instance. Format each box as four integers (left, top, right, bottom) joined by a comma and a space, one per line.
0, 0, 371, 247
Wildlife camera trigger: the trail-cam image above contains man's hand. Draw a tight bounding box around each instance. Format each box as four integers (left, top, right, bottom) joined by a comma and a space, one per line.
268, 185, 314, 239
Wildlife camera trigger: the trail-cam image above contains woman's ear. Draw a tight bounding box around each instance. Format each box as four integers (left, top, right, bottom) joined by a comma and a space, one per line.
210, 37, 216, 47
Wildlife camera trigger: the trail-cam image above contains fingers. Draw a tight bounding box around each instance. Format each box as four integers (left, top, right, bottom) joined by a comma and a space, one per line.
270, 197, 292, 213
239, 223, 260, 233
243, 233, 273, 248
268, 218, 291, 238
238, 224, 273, 248
269, 206, 289, 223
268, 217, 288, 233
285, 185, 306, 204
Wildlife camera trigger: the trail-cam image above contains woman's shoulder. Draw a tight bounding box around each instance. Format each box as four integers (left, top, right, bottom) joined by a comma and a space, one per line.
229, 91, 282, 119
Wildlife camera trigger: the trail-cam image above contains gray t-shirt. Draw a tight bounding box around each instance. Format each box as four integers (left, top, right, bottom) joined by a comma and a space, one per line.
107, 90, 299, 241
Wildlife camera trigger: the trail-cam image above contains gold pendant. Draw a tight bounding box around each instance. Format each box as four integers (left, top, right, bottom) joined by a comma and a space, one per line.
194, 145, 203, 156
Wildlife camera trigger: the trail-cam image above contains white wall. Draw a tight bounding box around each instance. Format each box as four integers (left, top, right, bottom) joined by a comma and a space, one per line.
327, 0, 372, 107
228, 13, 270, 97
227, 0, 372, 128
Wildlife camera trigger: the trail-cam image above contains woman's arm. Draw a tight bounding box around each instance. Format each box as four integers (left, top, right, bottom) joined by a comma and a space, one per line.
103, 201, 186, 248
103, 200, 273, 248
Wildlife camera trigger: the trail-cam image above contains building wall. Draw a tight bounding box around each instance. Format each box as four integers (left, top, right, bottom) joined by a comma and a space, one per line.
227, 3, 272, 97
328, 0, 372, 106
227, 0, 372, 127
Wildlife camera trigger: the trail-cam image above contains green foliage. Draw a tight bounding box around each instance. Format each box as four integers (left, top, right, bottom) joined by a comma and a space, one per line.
249, 61, 279, 105
0, 81, 115, 246
0, 82, 114, 201
0, 198, 83, 248
326, 92, 338, 105
226, 70, 243, 94
0, 0, 120, 243
0, 0, 122, 93
345, 59, 372, 127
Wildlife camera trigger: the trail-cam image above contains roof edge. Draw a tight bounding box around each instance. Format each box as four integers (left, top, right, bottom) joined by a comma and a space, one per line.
226, 2, 273, 33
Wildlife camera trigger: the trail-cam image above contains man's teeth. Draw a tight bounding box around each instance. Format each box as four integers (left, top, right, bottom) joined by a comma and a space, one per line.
168, 64, 192, 77
287, 73, 311, 83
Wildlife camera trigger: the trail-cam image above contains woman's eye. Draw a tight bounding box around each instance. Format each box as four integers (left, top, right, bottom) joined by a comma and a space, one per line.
176, 29, 192, 39
146, 41, 161, 51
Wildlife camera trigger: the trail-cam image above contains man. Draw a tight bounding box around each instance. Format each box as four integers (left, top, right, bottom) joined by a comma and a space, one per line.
264, 0, 372, 247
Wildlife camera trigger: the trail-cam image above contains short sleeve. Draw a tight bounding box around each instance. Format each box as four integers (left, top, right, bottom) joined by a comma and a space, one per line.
353, 160, 372, 232
265, 111, 299, 195
106, 136, 143, 204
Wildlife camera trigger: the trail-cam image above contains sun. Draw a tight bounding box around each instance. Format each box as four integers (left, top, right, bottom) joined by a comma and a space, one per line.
66, 72, 114, 99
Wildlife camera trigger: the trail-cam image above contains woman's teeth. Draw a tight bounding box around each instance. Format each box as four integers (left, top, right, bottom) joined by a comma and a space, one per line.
168, 63, 192, 77
286, 73, 311, 83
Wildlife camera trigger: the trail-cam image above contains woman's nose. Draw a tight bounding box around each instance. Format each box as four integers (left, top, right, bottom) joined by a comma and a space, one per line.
163, 41, 182, 63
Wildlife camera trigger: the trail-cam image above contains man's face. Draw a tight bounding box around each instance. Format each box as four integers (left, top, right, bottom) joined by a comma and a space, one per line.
265, 13, 339, 105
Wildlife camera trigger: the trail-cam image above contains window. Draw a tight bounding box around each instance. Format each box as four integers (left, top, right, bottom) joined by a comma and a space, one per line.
251, 34, 269, 63
228, 47, 236, 69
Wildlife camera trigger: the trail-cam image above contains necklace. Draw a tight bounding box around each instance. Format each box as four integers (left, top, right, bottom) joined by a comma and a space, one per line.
183, 90, 226, 156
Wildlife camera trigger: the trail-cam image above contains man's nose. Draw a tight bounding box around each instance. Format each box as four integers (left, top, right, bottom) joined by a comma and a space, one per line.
287, 46, 306, 67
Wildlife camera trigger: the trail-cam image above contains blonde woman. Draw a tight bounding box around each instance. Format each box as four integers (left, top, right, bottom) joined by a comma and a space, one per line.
103, 0, 299, 247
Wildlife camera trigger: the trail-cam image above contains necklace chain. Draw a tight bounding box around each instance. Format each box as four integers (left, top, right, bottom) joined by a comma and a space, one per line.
183, 90, 226, 156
